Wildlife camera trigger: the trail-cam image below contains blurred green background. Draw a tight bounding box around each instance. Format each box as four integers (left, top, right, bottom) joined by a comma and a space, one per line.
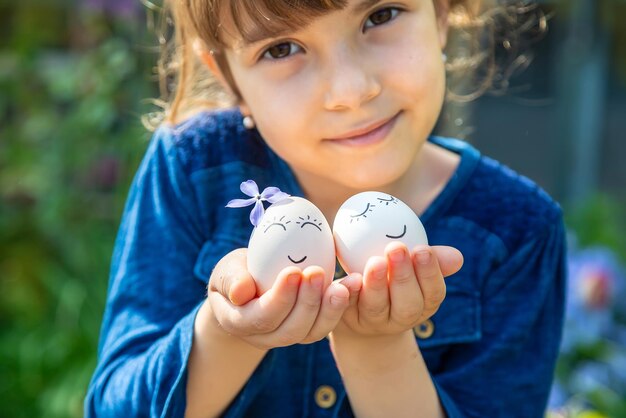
0, 1, 624, 417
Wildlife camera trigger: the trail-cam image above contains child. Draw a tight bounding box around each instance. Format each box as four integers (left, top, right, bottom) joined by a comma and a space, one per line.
85, 0, 566, 417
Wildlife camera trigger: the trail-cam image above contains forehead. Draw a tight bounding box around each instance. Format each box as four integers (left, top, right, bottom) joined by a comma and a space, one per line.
214, 0, 366, 48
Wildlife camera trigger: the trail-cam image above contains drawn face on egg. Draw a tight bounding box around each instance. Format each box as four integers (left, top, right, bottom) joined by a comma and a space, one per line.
258, 213, 324, 265
332, 191, 428, 274
248, 197, 335, 295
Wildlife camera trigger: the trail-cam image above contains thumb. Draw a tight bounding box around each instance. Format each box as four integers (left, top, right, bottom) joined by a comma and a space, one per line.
209, 248, 257, 306
228, 276, 257, 305
431, 245, 464, 277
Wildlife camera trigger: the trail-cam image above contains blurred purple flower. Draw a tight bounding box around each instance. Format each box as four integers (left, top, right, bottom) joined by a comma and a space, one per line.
84, 0, 140, 18
579, 266, 612, 310
613, 325, 626, 347
570, 361, 611, 394
548, 381, 569, 410
88, 155, 120, 191
561, 246, 626, 350
606, 348, 626, 393
226, 180, 290, 227
551, 242, 626, 414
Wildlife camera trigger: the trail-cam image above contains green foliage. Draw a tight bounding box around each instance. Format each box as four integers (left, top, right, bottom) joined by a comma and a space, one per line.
565, 195, 626, 262
552, 197, 626, 417
1, 2, 625, 418
0, 6, 155, 418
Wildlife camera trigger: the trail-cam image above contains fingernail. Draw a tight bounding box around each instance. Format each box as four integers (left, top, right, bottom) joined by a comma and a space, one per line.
311, 273, 324, 289
343, 274, 361, 293
372, 263, 387, 278
288, 273, 301, 285
416, 250, 432, 265
390, 248, 406, 263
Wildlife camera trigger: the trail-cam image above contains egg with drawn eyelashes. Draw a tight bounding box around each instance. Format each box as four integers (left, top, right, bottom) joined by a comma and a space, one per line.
247, 196, 336, 295
332, 191, 428, 275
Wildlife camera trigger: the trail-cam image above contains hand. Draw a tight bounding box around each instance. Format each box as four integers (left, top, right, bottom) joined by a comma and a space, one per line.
207, 248, 351, 350
336, 243, 463, 337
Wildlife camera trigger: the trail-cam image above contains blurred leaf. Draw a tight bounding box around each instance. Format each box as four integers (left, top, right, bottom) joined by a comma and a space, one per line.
565, 195, 626, 261
0, 2, 155, 417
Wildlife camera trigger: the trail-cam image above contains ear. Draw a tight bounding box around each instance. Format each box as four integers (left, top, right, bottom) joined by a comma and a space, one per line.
193, 39, 230, 91
193, 38, 249, 113
433, 0, 450, 50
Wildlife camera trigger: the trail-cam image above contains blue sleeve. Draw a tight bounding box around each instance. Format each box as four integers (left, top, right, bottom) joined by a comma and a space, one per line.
434, 216, 567, 418
84, 128, 209, 418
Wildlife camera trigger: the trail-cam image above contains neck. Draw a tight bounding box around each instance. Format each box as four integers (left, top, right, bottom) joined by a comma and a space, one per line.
291, 142, 459, 226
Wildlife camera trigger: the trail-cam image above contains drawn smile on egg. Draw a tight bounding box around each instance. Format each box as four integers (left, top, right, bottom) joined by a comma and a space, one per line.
288, 255, 308, 264
385, 224, 407, 239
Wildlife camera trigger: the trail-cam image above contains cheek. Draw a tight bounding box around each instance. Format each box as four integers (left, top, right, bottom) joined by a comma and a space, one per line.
385, 49, 444, 96
236, 64, 315, 115
246, 78, 317, 149
374, 23, 446, 100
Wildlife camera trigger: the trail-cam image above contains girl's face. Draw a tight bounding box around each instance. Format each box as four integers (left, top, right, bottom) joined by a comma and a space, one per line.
220, 0, 448, 194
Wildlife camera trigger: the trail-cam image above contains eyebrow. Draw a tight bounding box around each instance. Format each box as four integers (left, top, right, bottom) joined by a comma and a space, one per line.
352, 0, 384, 14
235, 0, 383, 49
234, 25, 292, 50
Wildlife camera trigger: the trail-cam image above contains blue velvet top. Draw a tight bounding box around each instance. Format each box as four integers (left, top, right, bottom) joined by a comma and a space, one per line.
84, 108, 567, 418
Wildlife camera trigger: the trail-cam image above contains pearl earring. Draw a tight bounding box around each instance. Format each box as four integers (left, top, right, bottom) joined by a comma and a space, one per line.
442, 53, 448, 63
243, 115, 255, 129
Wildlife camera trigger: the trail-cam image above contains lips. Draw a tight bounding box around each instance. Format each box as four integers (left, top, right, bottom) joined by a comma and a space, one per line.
324, 112, 400, 146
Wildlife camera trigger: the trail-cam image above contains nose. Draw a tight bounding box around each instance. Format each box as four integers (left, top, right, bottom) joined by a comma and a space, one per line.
323, 45, 381, 111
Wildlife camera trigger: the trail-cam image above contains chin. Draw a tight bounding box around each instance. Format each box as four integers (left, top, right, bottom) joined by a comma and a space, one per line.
336, 163, 409, 192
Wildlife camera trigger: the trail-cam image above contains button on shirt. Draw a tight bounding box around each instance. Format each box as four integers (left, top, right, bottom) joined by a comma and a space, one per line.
315, 385, 337, 409
84, 109, 567, 418
414, 319, 435, 339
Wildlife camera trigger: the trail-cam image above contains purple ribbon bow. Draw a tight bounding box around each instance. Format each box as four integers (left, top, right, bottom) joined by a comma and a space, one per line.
226, 180, 290, 227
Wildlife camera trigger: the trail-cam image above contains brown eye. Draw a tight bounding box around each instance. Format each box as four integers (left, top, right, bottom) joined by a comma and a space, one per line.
364, 7, 400, 30
263, 42, 301, 60
370, 9, 391, 25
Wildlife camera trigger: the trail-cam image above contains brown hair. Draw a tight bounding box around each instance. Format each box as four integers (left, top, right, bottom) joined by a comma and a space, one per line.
142, 0, 547, 130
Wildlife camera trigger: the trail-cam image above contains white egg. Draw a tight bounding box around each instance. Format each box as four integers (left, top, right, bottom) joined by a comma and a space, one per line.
247, 197, 336, 295
332, 191, 428, 274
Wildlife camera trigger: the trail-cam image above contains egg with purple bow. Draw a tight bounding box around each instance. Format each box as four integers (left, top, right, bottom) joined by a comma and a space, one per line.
248, 197, 336, 295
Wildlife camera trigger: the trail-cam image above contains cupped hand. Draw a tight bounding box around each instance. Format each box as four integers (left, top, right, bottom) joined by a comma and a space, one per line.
336, 243, 463, 336
207, 249, 350, 350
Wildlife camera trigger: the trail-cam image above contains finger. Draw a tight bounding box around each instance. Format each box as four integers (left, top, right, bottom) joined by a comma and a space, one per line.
336, 273, 362, 306
359, 256, 390, 326
268, 267, 326, 346
229, 277, 258, 306
385, 242, 423, 326
431, 246, 464, 277
208, 248, 257, 306
250, 266, 304, 332
302, 280, 350, 343
335, 273, 362, 327
412, 246, 447, 319
215, 267, 302, 336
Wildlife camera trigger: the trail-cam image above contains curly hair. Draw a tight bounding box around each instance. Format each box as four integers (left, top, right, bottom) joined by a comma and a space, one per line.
142, 0, 547, 130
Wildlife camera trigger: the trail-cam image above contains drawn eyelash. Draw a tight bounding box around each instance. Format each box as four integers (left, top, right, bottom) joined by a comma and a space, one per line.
296, 215, 323, 231
377, 195, 398, 206
263, 215, 291, 233
350, 203, 376, 223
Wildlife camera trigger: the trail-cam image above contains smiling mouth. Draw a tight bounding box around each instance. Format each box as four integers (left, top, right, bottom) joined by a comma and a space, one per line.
288, 255, 307, 264
386, 225, 407, 239
324, 112, 400, 143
